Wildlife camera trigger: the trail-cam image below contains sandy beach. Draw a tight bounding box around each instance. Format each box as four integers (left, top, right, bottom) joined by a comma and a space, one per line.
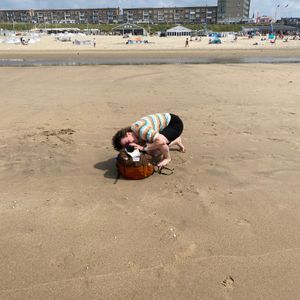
1, 35, 299, 66
1, 35, 300, 51
0, 46, 300, 299
0, 35, 300, 58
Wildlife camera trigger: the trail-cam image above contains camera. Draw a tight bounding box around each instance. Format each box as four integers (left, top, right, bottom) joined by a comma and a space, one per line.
126, 145, 135, 152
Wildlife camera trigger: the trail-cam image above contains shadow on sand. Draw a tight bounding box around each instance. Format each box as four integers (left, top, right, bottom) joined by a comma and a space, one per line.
94, 157, 120, 181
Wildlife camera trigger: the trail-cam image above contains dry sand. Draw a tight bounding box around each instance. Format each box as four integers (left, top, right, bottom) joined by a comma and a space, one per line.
1, 35, 299, 64
0, 63, 300, 299
0, 35, 300, 55
0, 35, 300, 52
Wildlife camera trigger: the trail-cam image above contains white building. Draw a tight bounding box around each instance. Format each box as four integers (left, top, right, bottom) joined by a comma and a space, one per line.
166, 25, 192, 36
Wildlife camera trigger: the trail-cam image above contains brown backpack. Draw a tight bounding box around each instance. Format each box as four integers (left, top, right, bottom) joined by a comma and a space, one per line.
116, 149, 154, 180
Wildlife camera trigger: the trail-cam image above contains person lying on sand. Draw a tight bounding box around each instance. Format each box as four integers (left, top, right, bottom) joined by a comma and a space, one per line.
112, 113, 185, 167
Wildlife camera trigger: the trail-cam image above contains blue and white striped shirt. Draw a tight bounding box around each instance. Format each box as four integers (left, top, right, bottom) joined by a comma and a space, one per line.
131, 113, 171, 143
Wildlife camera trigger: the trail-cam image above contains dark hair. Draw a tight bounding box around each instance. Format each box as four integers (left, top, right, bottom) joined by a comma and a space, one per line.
112, 127, 132, 151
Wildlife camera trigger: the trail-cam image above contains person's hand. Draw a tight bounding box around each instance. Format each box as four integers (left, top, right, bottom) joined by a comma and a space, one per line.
129, 143, 144, 151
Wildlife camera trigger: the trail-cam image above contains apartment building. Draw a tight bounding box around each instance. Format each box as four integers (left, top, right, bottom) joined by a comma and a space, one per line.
123, 6, 218, 24
217, 0, 251, 23
0, 8, 120, 24
280, 17, 300, 28
0, 5, 219, 25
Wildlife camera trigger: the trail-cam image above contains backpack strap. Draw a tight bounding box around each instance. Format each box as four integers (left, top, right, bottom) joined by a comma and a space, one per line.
114, 169, 121, 184
154, 165, 174, 176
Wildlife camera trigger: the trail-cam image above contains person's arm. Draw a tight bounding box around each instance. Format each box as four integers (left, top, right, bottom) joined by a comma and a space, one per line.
129, 142, 144, 151
129, 134, 168, 152
143, 134, 169, 151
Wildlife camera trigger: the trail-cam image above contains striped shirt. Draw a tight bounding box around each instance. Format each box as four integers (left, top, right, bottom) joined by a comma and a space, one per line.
131, 113, 171, 143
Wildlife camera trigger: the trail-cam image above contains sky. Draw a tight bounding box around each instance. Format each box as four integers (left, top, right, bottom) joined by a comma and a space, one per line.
1, 1, 300, 18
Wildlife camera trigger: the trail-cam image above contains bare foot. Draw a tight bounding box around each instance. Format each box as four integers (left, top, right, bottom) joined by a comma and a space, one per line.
157, 158, 171, 167
169, 137, 185, 153
176, 137, 185, 152
172, 141, 185, 152
177, 142, 185, 153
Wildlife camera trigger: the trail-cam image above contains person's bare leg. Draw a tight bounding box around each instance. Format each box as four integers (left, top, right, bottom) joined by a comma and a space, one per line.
149, 149, 161, 157
145, 134, 171, 167
169, 136, 185, 152
157, 144, 171, 167
148, 149, 163, 164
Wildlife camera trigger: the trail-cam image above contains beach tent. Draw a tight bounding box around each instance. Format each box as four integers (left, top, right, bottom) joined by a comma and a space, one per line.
166, 26, 192, 37
209, 32, 222, 38
112, 24, 147, 36
209, 37, 222, 44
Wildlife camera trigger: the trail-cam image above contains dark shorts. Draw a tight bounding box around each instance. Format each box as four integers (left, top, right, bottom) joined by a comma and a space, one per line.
160, 114, 184, 143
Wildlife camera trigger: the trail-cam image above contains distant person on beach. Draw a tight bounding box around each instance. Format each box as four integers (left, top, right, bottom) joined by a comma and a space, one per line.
112, 113, 185, 168
93, 38, 96, 48
20, 37, 28, 45
270, 34, 277, 44
185, 38, 189, 47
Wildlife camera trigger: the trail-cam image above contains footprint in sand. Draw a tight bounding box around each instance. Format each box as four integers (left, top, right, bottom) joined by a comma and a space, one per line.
40, 128, 75, 145
175, 242, 197, 261
107, 194, 130, 209
236, 218, 255, 235
237, 218, 251, 227
222, 276, 235, 288
242, 131, 252, 135
159, 226, 178, 244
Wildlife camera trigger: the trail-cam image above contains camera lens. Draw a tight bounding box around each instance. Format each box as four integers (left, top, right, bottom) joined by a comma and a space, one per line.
126, 145, 135, 152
